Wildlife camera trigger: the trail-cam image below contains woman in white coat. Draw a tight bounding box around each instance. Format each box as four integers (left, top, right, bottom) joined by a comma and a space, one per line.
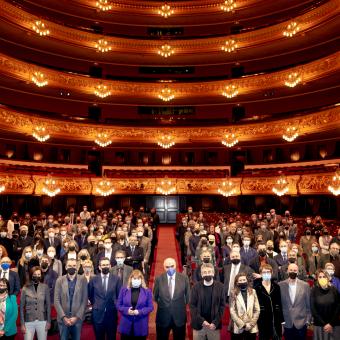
229, 272, 260, 340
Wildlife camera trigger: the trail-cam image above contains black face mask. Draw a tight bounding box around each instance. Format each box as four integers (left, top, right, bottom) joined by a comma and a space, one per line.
203, 275, 213, 282
288, 272, 298, 279
41, 262, 49, 270
68, 246, 76, 252
267, 246, 274, 251
20, 231, 27, 237
81, 231, 87, 235
32, 276, 41, 283
101, 267, 110, 275
288, 257, 296, 263
0, 288, 7, 294
202, 258, 210, 263
306, 231, 311, 235
89, 242, 96, 247
67, 268, 76, 276
80, 255, 87, 261
258, 250, 267, 257
195, 231, 200, 235
238, 282, 248, 290
111, 237, 117, 242
231, 259, 241, 265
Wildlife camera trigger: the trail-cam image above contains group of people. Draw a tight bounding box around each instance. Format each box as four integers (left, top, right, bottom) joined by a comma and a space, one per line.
0, 206, 338, 340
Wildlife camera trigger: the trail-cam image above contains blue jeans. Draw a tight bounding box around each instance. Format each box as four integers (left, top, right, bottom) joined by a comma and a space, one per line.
58, 319, 83, 340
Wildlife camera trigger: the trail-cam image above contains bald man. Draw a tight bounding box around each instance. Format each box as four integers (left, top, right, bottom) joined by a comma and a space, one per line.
153, 258, 190, 340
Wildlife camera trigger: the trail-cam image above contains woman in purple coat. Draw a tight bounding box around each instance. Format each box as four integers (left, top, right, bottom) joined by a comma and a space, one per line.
117, 269, 154, 339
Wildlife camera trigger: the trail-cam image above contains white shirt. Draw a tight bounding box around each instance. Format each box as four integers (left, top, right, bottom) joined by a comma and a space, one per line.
289, 280, 297, 304
1, 271, 9, 280
167, 273, 176, 298
105, 250, 112, 259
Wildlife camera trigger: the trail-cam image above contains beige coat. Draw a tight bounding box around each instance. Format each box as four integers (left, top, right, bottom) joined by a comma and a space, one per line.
229, 288, 260, 334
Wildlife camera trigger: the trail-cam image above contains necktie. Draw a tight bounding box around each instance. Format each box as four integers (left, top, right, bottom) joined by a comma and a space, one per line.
283, 255, 286, 262
168, 277, 173, 299
50, 238, 54, 246
2, 272, 6, 279
131, 247, 135, 254
117, 268, 123, 280
103, 275, 107, 293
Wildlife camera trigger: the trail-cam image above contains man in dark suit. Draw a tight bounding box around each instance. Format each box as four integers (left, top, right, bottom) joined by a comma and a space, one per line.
153, 257, 190, 340
110, 250, 133, 287
0, 257, 20, 295
94, 237, 120, 273
74, 225, 89, 250
223, 250, 253, 303
240, 235, 257, 266
274, 240, 289, 269
88, 257, 122, 340
14, 225, 33, 259
124, 236, 144, 271
44, 227, 61, 258
320, 242, 340, 277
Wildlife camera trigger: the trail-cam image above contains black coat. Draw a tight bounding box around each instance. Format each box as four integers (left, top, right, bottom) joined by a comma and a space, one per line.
255, 282, 284, 340
190, 281, 225, 330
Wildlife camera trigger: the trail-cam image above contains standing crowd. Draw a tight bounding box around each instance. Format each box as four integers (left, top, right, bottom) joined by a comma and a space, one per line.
0, 206, 338, 340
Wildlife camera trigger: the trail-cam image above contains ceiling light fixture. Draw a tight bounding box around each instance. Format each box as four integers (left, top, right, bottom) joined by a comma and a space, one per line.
282, 126, 299, 142
42, 175, 60, 197
221, 0, 236, 12
222, 84, 238, 98
94, 84, 111, 98
221, 39, 238, 52
157, 134, 175, 149
31, 71, 48, 87
94, 133, 112, 147
218, 178, 237, 197
285, 72, 301, 87
95, 39, 112, 53
0, 183, 5, 194
32, 126, 50, 142
272, 175, 289, 196
158, 3, 174, 18
158, 87, 175, 102
157, 177, 176, 195
158, 44, 174, 58
283, 22, 300, 37
328, 168, 340, 196
32, 20, 50, 36
221, 133, 239, 147
96, 0, 113, 11
96, 178, 115, 196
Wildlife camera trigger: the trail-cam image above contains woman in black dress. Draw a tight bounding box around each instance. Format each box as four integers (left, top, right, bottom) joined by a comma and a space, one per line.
255, 264, 284, 340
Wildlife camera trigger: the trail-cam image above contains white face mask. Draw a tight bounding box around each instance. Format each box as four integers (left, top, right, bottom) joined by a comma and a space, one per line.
47, 252, 55, 259
131, 278, 142, 288
137, 232, 143, 237
48, 233, 55, 238
36, 250, 44, 256
60, 231, 67, 236
104, 243, 112, 250
243, 240, 250, 246
68, 253, 77, 260
280, 247, 287, 253
226, 239, 233, 245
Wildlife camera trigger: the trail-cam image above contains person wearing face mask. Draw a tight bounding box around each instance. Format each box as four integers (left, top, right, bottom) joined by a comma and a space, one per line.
319, 228, 332, 255
183, 223, 192, 264
14, 225, 33, 260
0, 277, 18, 339
74, 226, 89, 250
274, 240, 289, 269
117, 269, 153, 339
193, 251, 220, 284
223, 251, 253, 303
222, 236, 234, 265
240, 236, 257, 266
311, 269, 340, 340
124, 236, 144, 272
94, 237, 117, 273
153, 258, 190, 340
266, 240, 278, 259
0, 228, 13, 259
77, 249, 90, 275
190, 263, 225, 340
43, 227, 61, 259
35, 245, 45, 261
111, 250, 133, 287
18, 246, 39, 287
324, 262, 340, 293
61, 240, 78, 274
306, 242, 322, 278
20, 267, 51, 340
300, 228, 317, 258
278, 263, 311, 340
189, 226, 202, 259
255, 264, 284, 340
39, 255, 58, 306
279, 250, 307, 282
46, 246, 62, 277
54, 258, 88, 340
79, 205, 91, 226
229, 273, 260, 339
135, 227, 151, 272
0, 257, 20, 296
85, 235, 97, 260
88, 257, 121, 340
255, 222, 273, 243
320, 242, 340, 278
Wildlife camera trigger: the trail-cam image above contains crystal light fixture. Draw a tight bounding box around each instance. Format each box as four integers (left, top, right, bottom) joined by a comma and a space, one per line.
222, 84, 238, 98
32, 20, 50, 36
328, 168, 340, 196
94, 133, 112, 147
221, 39, 238, 52
283, 22, 300, 37
285, 72, 301, 87
158, 87, 175, 102
282, 126, 299, 142
218, 179, 236, 197
94, 84, 111, 98
272, 175, 289, 196
42, 175, 61, 197
32, 126, 50, 142
158, 44, 174, 58
96, 178, 115, 196
158, 3, 174, 18
157, 134, 175, 149
157, 177, 176, 195
96, 0, 113, 11
221, 0, 236, 12
31, 71, 48, 87
0, 183, 5, 194
95, 39, 112, 53
221, 133, 239, 147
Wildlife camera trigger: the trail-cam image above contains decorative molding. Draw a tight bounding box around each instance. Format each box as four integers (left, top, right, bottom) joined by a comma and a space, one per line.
0, 171, 336, 195
0, 0, 338, 54
0, 105, 339, 144
0, 52, 339, 101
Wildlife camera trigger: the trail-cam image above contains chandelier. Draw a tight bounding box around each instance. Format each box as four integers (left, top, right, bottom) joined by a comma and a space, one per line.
285, 72, 301, 87
221, 39, 238, 52
96, 0, 112, 11
157, 177, 176, 195
31, 71, 48, 87
221, 133, 239, 147
221, 0, 236, 12
94, 133, 112, 147
222, 84, 238, 98
272, 175, 289, 196
94, 84, 111, 98
95, 39, 112, 53
282, 126, 299, 142
283, 22, 300, 37
42, 175, 61, 197
96, 178, 115, 196
158, 87, 175, 102
0, 183, 4, 194
32, 20, 50, 36
328, 168, 340, 196
158, 44, 174, 58
32, 126, 50, 142
157, 134, 175, 149
158, 3, 174, 18
218, 179, 237, 197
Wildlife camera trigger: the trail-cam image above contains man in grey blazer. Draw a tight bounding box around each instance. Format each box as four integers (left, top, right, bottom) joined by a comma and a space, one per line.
54, 258, 88, 340
110, 249, 133, 287
153, 257, 190, 340
279, 263, 311, 340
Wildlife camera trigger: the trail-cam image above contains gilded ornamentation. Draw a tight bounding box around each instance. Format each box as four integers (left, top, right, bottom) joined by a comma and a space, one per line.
0, 174, 34, 194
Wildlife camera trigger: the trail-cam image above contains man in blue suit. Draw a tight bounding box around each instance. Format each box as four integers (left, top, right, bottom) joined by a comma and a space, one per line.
88, 257, 122, 340
240, 235, 257, 266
